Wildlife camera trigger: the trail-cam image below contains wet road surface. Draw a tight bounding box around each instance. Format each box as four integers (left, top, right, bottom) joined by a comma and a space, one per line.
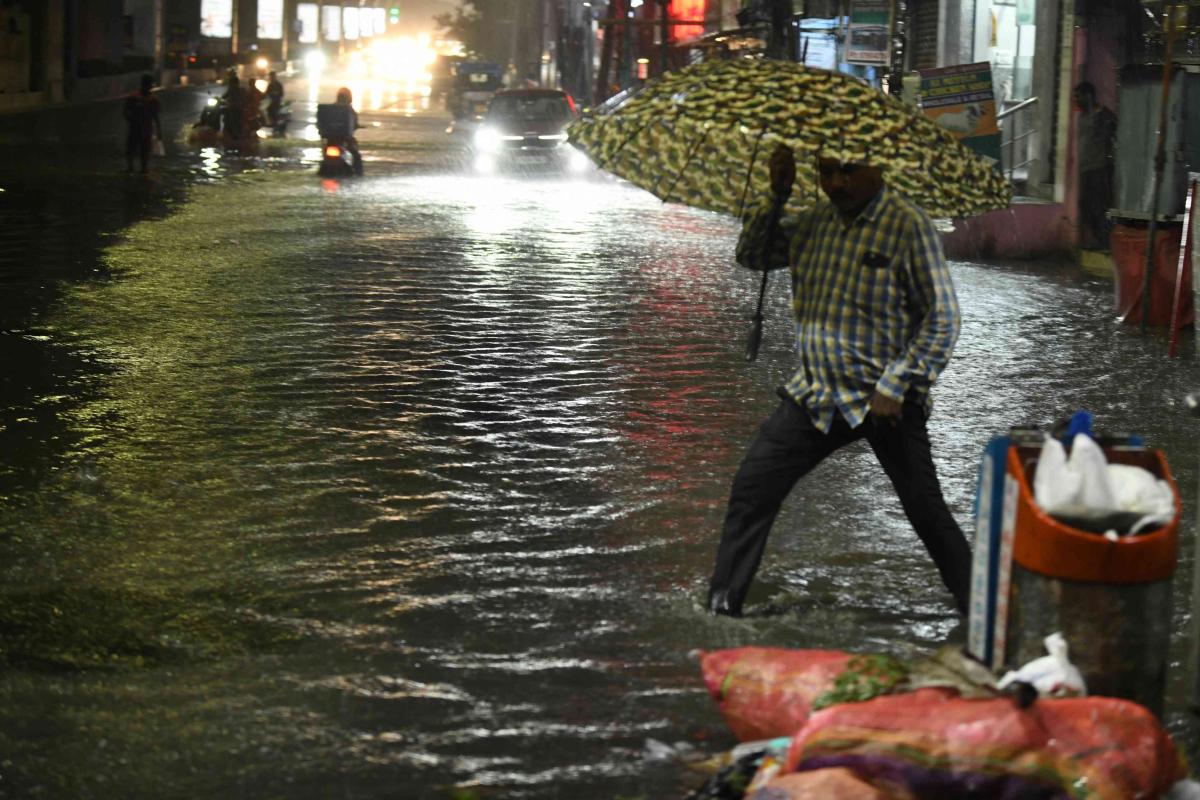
2, 76, 1200, 798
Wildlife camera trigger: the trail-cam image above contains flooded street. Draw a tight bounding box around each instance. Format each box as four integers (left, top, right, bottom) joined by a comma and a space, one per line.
2, 79, 1200, 798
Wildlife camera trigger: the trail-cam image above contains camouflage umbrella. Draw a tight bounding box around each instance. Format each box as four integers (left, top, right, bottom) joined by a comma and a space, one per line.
568, 58, 1012, 220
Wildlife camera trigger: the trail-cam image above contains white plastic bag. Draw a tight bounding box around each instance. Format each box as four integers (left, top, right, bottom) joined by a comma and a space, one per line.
997, 632, 1087, 697
1108, 463, 1175, 533
1033, 434, 1173, 533
1165, 779, 1200, 800
1033, 434, 1115, 519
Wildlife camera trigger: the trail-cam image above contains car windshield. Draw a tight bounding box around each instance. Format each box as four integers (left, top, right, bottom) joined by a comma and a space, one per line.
488, 95, 572, 122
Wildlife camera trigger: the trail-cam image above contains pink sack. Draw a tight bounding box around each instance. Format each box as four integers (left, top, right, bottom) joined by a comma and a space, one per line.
782, 689, 1185, 799
699, 647, 854, 742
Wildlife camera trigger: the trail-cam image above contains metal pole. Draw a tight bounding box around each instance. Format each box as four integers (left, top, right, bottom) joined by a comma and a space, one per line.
511, 0, 521, 85
231, 0, 241, 65
595, 1, 614, 104
1009, 23, 1021, 182
1007, 113, 1014, 184
153, 0, 164, 78
659, 0, 668, 76
620, 0, 633, 88
1140, 5, 1182, 331
281, 0, 292, 65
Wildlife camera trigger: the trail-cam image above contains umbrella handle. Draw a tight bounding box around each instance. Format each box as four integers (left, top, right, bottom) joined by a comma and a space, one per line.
745, 268, 769, 362
744, 198, 786, 362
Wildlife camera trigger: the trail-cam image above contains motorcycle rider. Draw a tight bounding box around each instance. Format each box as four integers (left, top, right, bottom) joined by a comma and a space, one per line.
335, 86, 363, 175
123, 74, 162, 173
242, 74, 265, 135
265, 71, 285, 130
220, 71, 243, 142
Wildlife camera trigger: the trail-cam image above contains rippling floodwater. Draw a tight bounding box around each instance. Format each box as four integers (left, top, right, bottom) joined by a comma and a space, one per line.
2, 92, 1200, 798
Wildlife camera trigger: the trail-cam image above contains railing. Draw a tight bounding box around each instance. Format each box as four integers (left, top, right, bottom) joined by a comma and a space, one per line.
997, 96, 1039, 187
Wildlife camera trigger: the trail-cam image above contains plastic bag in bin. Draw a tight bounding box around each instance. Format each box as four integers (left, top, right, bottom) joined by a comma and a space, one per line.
1034, 434, 1174, 535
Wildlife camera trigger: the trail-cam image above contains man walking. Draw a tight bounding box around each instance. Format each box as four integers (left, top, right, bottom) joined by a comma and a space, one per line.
1073, 81, 1117, 251
265, 70, 285, 130
122, 74, 162, 173
707, 144, 971, 617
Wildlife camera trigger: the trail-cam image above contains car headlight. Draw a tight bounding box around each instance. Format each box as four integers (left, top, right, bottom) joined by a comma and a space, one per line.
474, 127, 501, 153
304, 50, 326, 72
474, 153, 496, 173
568, 148, 591, 173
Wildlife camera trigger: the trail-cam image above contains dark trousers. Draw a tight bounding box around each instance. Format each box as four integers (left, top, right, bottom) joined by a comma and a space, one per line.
125, 129, 150, 172
708, 395, 971, 615
1080, 166, 1114, 250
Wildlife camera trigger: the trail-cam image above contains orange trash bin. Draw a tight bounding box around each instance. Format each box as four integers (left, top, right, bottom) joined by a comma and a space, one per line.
1002, 442, 1180, 715
1111, 221, 1195, 329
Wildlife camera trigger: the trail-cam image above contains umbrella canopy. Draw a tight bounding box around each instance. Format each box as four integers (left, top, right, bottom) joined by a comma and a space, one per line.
568, 58, 1012, 220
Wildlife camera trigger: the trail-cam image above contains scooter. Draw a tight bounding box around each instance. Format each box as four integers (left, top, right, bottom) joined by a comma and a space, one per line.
266, 100, 291, 137
187, 95, 225, 146
316, 102, 363, 177
318, 136, 360, 177
198, 96, 223, 129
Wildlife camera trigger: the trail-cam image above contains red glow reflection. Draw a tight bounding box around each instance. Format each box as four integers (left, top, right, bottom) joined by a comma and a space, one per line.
669, 0, 705, 42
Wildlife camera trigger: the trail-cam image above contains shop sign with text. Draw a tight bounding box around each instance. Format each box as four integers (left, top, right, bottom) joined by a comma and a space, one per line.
846, 0, 891, 66
919, 62, 1001, 164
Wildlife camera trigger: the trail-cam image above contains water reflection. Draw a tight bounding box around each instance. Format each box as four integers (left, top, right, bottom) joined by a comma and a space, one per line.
198, 146, 222, 176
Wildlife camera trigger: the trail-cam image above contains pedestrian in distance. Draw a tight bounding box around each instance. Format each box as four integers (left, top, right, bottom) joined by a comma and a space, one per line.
1073, 81, 1117, 251
707, 144, 972, 618
265, 70, 285, 128
221, 72, 243, 144
242, 73, 265, 135
123, 74, 162, 173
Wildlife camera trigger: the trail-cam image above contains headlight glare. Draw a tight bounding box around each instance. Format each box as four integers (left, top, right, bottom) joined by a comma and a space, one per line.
474, 127, 501, 153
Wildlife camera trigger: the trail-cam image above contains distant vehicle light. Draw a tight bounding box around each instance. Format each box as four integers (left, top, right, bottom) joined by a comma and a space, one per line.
537, 133, 568, 141
348, 51, 368, 78
305, 50, 327, 72
206, 97, 219, 107
255, 57, 269, 71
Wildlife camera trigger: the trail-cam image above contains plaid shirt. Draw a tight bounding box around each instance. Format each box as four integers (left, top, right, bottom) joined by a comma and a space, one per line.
736, 187, 960, 432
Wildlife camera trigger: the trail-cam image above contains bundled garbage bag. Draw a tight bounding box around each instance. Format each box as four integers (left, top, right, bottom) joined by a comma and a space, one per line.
1034, 434, 1174, 535
699, 648, 855, 742
780, 688, 1185, 799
